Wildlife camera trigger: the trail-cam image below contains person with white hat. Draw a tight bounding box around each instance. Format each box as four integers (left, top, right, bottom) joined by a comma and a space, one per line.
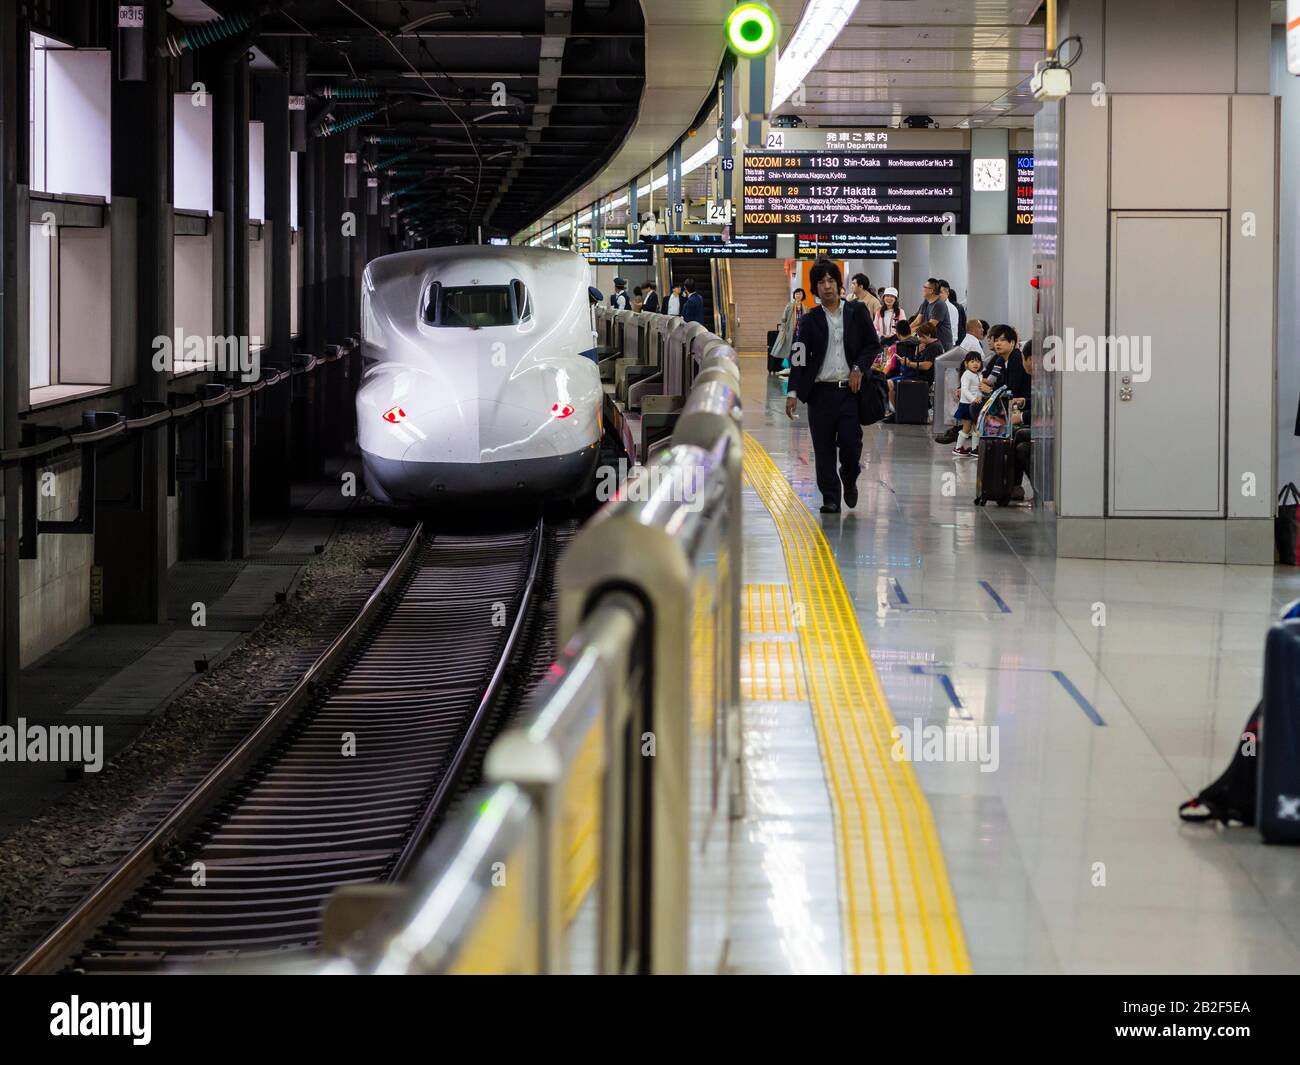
874, 286, 906, 342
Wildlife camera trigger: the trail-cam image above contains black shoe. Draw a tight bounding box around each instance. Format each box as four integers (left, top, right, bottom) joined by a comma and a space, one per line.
819, 502, 841, 514
934, 426, 959, 444
882, 413, 896, 424
844, 484, 858, 509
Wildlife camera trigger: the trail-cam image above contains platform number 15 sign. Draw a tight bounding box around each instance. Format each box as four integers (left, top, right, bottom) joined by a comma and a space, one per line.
118, 4, 145, 27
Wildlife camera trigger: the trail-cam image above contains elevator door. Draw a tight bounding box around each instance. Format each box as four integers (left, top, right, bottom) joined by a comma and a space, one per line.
1108, 213, 1225, 517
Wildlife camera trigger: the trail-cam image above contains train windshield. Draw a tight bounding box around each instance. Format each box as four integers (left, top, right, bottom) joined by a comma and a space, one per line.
434, 285, 516, 328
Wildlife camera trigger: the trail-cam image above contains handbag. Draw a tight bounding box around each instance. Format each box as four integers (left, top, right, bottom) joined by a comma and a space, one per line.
1276, 483, 1300, 565
857, 371, 890, 426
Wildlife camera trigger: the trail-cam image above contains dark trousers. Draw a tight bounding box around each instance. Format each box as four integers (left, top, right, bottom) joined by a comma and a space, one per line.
1013, 429, 1032, 487
807, 382, 862, 505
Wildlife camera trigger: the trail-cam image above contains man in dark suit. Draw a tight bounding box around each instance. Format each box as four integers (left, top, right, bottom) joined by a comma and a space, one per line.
680, 277, 706, 324
784, 260, 882, 513
642, 280, 660, 313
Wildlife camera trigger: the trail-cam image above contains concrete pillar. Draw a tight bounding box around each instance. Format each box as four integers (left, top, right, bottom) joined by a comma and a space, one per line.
255, 71, 293, 511
970, 127, 1010, 235
896, 234, 931, 314
0, 3, 22, 720
99, 0, 172, 618
928, 234, 968, 306
1270, 24, 1300, 485
1038, 0, 1276, 563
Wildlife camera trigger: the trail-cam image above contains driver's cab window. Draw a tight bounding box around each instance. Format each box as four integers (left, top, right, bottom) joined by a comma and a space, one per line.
512, 278, 532, 321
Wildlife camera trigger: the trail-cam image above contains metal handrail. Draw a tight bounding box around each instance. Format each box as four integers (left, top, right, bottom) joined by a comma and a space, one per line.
306, 320, 744, 977
2, 341, 354, 468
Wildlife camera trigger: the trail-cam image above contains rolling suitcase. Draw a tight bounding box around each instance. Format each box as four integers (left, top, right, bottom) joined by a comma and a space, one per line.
767, 329, 783, 373
1259, 619, 1300, 843
974, 386, 1016, 506
894, 378, 929, 424
974, 437, 1016, 506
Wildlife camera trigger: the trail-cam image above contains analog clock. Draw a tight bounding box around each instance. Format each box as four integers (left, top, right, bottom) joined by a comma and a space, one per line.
973, 157, 1007, 192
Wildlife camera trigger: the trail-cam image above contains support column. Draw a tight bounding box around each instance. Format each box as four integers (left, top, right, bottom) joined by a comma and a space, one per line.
322, 134, 348, 343
721, 59, 735, 206
99, 0, 171, 620
213, 44, 251, 559
256, 71, 292, 511
300, 138, 319, 353
0, 3, 24, 720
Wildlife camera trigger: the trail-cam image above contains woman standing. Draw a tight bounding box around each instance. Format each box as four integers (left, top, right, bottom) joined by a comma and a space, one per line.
875, 287, 906, 342
770, 287, 807, 377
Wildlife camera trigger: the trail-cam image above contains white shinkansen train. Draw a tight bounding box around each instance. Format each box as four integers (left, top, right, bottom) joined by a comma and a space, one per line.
357, 245, 604, 503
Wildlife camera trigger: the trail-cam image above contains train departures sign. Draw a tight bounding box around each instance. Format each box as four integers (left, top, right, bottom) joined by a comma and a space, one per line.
742, 151, 969, 234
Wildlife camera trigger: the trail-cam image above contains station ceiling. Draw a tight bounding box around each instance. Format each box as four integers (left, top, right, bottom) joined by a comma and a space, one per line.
772, 1, 1046, 129
245, 0, 648, 243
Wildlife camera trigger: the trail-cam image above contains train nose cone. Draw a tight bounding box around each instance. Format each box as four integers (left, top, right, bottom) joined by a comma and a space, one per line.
400, 399, 564, 471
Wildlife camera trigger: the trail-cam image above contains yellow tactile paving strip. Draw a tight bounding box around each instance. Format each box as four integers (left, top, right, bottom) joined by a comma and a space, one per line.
743, 637, 807, 702
744, 582, 797, 632
742, 433, 971, 975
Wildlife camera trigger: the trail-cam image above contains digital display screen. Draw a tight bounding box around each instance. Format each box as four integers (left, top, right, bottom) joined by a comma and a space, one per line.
795, 234, 898, 259
658, 234, 776, 258
641, 232, 723, 244
742, 151, 969, 234
585, 238, 652, 266
1009, 152, 1034, 233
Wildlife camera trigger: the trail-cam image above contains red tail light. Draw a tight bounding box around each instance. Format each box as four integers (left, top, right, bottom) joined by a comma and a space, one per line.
382, 406, 407, 423
551, 403, 575, 419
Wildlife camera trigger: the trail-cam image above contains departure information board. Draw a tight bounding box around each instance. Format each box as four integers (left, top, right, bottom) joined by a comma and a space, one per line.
795, 234, 898, 259
585, 237, 651, 266
742, 151, 969, 234
658, 234, 775, 258
1009, 152, 1034, 234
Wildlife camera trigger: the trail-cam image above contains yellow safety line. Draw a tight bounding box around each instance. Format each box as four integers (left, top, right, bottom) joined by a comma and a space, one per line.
742, 433, 971, 975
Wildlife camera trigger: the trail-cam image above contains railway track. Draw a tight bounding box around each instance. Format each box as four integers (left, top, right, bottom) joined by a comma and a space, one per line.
12, 517, 567, 974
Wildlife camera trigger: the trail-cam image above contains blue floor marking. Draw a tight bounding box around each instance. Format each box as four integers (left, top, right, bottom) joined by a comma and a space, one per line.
908, 665, 973, 719
978, 580, 1012, 613
902, 664, 1105, 726
1049, 670, 1107, 726
890, 578, 909, 604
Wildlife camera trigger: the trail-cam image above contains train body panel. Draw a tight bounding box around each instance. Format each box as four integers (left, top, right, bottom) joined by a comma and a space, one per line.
357, 246, 603, 503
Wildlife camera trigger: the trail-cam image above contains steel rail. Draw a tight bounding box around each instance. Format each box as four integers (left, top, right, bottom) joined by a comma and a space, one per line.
9, 520, 425, 975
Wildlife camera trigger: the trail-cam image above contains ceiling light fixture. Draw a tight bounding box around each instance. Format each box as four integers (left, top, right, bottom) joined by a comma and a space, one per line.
771, 0, 860, 111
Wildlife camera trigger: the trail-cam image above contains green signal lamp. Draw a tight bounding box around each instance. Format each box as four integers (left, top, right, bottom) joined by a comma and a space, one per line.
725, 3, 777, 58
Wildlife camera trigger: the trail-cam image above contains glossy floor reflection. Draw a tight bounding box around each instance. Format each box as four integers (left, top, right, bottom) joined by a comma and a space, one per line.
735, 357, 1300, 975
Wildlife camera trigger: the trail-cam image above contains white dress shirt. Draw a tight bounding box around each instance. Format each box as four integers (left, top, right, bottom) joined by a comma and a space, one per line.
815, 303, 850, 382
959, 332, 983, 355
667, 294, 681, 316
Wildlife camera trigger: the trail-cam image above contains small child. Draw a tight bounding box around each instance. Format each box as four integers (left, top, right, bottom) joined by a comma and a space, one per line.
952, 351, 984, 457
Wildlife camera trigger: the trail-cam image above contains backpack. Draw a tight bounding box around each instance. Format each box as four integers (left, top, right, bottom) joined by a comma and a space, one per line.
953, 300, 967, 340
1178, 704, 1260, 826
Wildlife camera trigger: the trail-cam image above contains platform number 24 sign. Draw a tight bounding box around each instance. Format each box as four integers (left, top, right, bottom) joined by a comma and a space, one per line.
707, 200, 733, 224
